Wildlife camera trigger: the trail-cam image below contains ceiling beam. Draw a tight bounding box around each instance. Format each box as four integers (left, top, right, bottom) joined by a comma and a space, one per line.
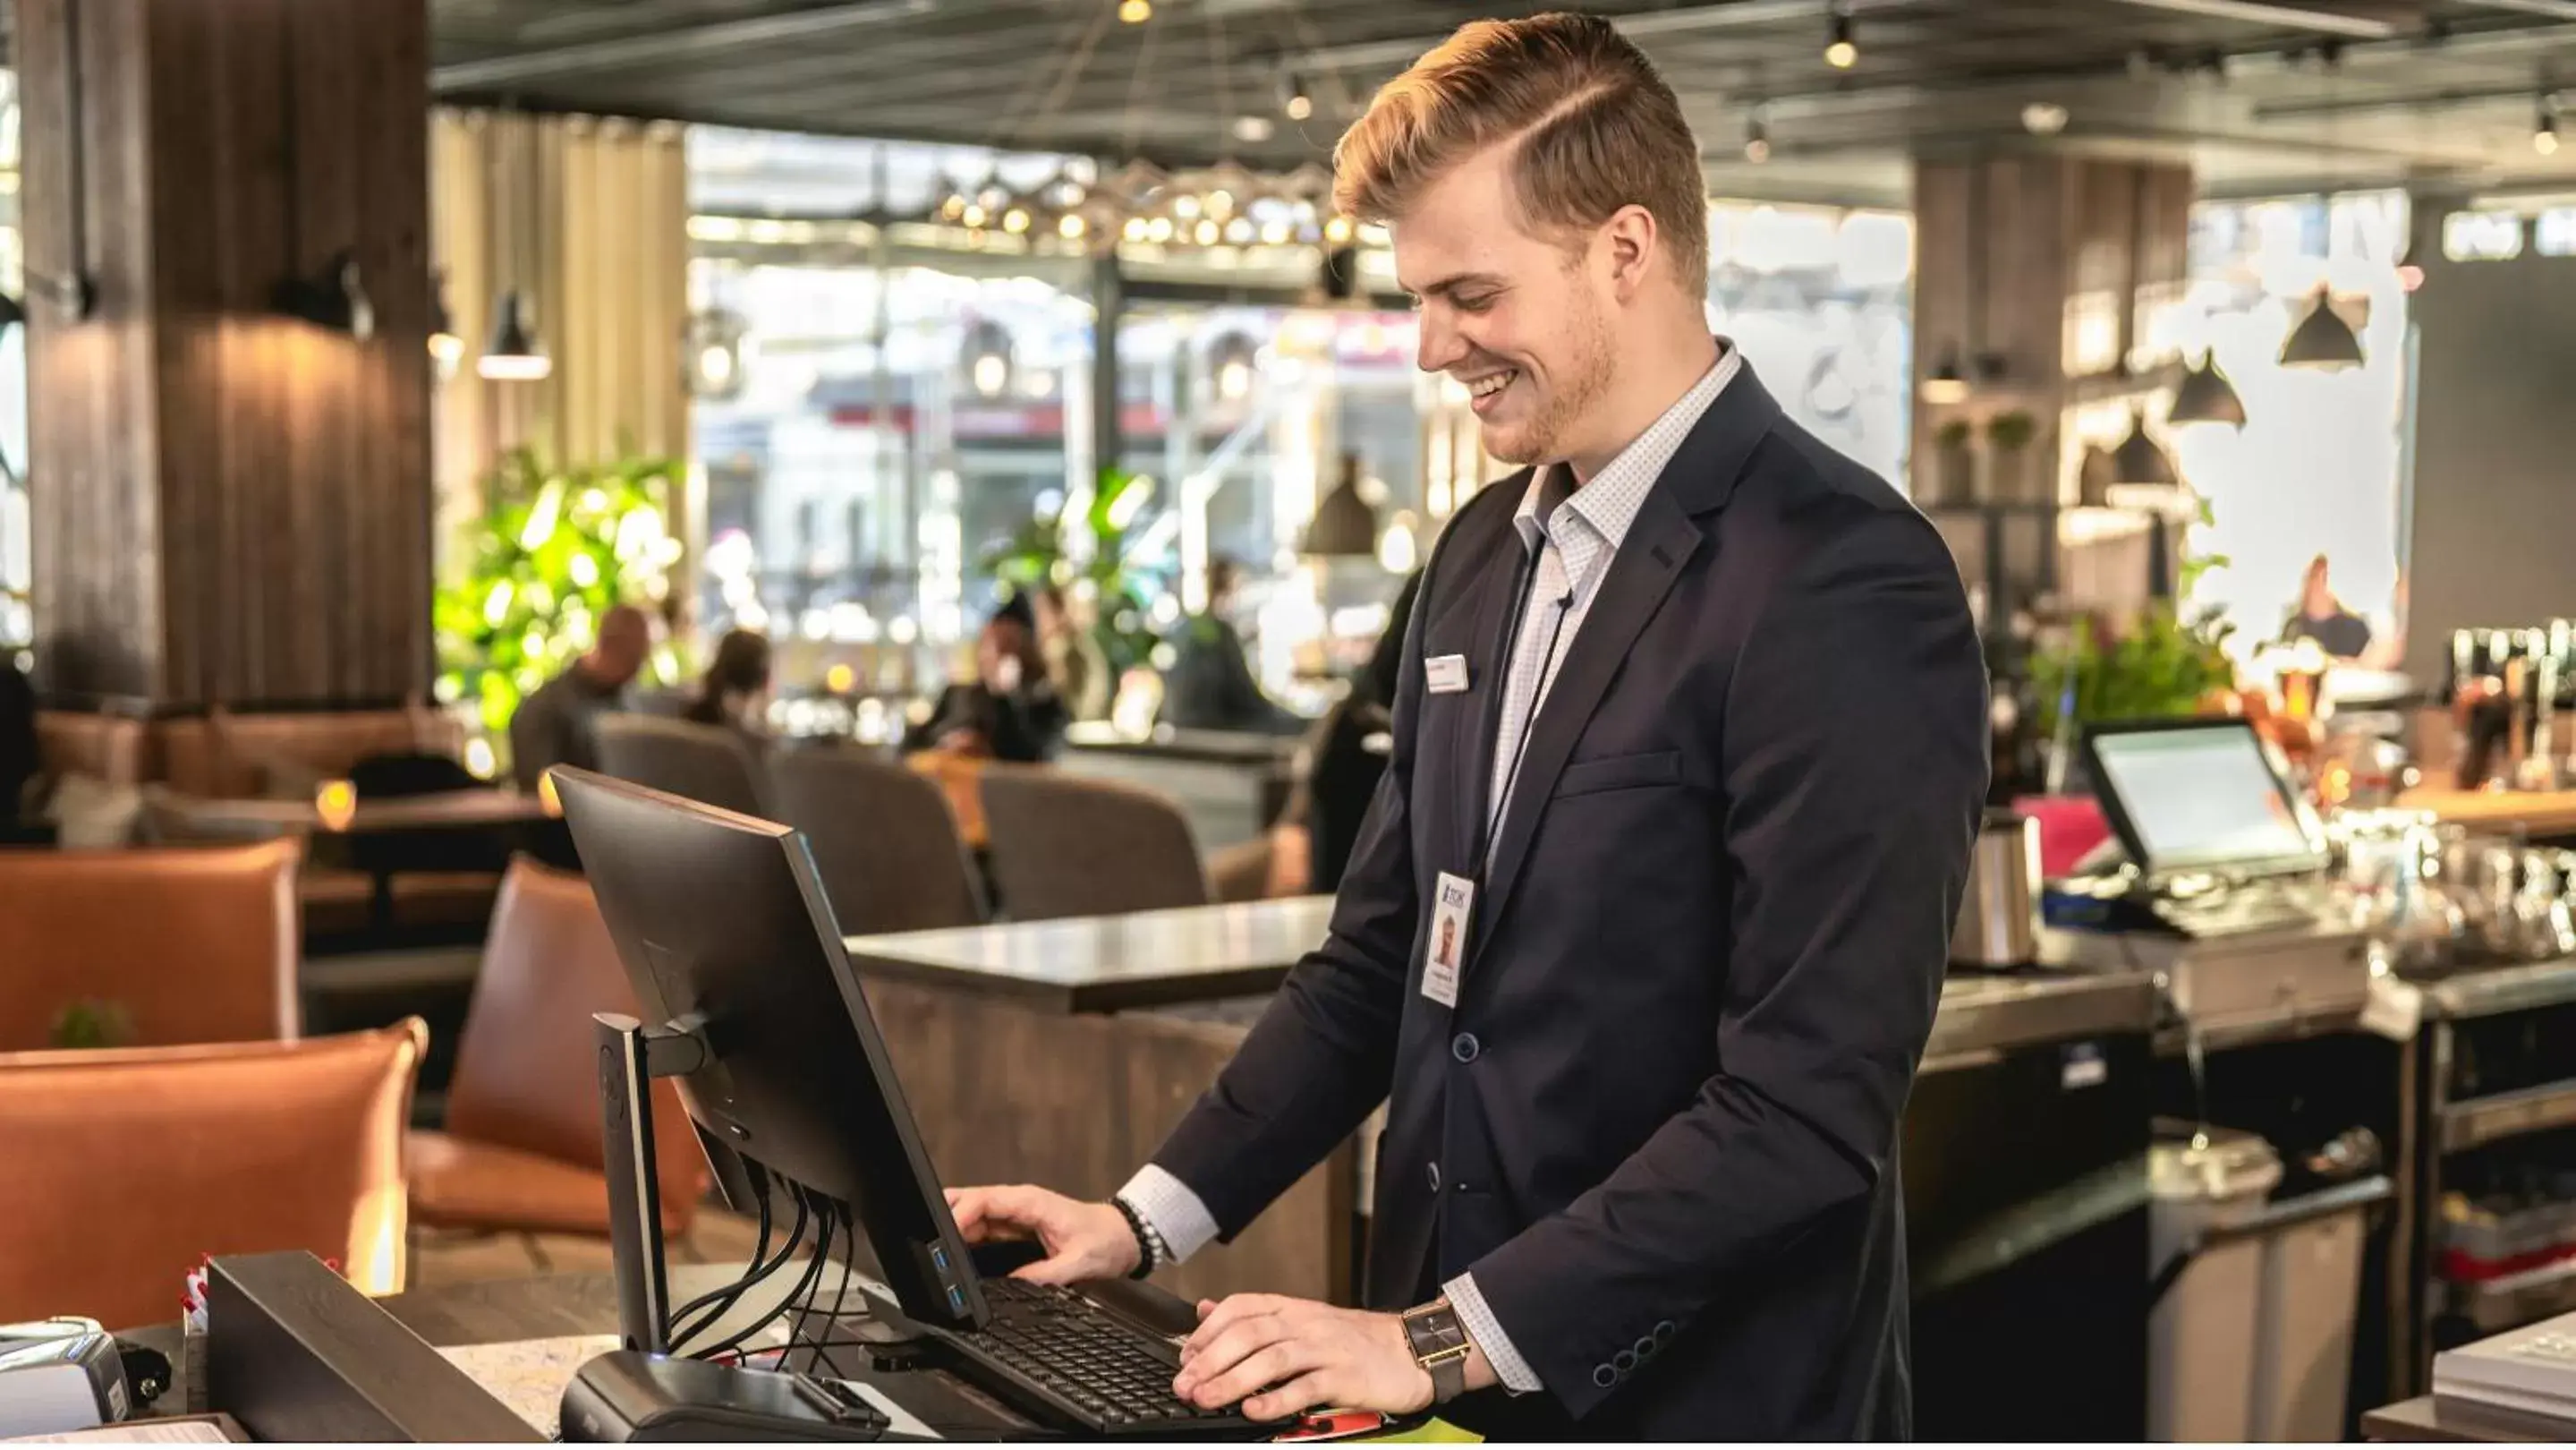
2091, 0, 2396, 38
1279, 0, 1910, 76
2254, 82, 2561, 119
2456, 0, 2576, 21
431, 0, 935, 91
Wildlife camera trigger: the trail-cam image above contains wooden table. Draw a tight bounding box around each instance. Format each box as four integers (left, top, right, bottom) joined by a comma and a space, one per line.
2364, 1395, 2576, 1442
154, 787, 557, 835
846, 896, 1336, 1013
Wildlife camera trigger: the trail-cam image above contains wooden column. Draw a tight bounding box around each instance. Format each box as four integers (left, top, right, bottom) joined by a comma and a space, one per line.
21, 0, 431, 712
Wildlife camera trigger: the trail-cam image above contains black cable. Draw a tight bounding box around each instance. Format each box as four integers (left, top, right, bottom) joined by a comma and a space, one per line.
798, 1202, 863, 1382
694, 1187, 833, 1366
819, 1202, 861, 1379
783, 1195, 841, 1360
671, 1188, 805, 1352
671, 1185, 808, 1352
666, 1170, 788, 1345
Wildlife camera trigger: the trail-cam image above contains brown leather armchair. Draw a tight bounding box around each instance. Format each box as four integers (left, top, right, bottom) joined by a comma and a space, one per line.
408, 859, 710, 1241
156, 705, 463, 798
0, 1020, 424, 1329
0, 840, 300, 1051
35, 712, 152, 787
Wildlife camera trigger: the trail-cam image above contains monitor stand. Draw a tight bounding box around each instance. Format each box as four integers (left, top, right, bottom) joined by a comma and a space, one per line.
593, 1011, 711, 1357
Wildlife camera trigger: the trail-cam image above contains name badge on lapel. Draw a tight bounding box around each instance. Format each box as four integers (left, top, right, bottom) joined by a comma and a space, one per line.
1425, 655, 1471, 695
1423, 873, 1474, 1008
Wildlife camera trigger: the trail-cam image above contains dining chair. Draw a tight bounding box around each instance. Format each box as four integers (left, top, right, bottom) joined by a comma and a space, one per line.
765, 746, 986, 934
593, 715, 769, 818
977, 766, 1211, 922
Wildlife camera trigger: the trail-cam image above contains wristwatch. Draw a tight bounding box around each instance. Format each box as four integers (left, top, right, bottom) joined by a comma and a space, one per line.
1400, 1300, 1473, 1404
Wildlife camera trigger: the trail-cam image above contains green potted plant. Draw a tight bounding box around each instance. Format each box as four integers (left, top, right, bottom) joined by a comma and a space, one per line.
433, 448, 692, 774
979, 466, 1169, 676
1985, 410, 2040, 504
1929, 419, 1975, 506
2030, 524, 2237, 783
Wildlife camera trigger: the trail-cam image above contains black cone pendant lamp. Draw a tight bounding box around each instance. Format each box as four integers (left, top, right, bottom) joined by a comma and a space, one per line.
2168, 351, 2247, 428
2280, 285, 2365, 370
2110, 406, 2180, 490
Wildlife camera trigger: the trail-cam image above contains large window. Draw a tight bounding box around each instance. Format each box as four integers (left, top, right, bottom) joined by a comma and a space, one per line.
1109, 304, 1423, 706
688, 130, 1099, 700
2166, 190, 2411, 660
1706, 202, 1917, 490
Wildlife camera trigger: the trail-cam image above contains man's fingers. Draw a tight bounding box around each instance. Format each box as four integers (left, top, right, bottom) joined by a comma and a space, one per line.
1175, 1314, 1289, 1395
1186, 1341, 1312, 1411
1010, 1252, 1090, 1286
1242, 1370, 1336, 1423
948, 1186, 1044, 1245
1182, 1294, 1290, 1360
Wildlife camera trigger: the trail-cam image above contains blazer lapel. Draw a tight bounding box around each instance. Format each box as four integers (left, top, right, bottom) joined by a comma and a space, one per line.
1452, 532, 1531, 873
1469, 495, 1700, 966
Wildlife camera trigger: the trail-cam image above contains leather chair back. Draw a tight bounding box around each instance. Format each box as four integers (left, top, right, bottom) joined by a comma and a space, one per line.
159, 706, 463, 798
978, 766, 1210, 922
0, 1020, 423, 1327
35, 712, 152, 787
594, 715, 768, 818
766, 746, 985, 934
443, 859, 708, 1227
0, 840, 299, 1051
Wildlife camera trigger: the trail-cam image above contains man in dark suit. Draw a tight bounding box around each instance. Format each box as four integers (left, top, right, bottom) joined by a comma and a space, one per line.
946, 13, 1986, 1438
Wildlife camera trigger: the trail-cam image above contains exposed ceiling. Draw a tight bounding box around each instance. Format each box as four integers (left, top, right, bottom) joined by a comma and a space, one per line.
429, 0, 2576, 208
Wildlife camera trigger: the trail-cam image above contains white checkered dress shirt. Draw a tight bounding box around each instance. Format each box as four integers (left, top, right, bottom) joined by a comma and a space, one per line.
1119, 344, 1740, 1400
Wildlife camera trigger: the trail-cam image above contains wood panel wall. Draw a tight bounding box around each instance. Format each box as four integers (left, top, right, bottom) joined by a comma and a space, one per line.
21, 0, 431, 712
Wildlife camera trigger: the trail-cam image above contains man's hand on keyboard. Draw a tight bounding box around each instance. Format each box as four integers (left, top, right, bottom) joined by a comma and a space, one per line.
945, 1184, 1142, 1284
1174, 1293, 1436, 1422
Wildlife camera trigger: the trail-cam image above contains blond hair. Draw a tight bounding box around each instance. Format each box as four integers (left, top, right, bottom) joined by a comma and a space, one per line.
1332, 13, 1709, 295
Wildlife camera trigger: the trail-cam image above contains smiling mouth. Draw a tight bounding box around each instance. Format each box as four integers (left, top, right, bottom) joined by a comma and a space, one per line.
1464, 369, 1518, 399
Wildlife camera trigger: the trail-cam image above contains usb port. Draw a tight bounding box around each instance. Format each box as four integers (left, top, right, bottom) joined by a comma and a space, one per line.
948, 1285, 965, 1313
932, 1246, 948, 1271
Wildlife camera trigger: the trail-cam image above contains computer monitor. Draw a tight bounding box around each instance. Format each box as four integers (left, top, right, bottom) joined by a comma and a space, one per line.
2079, 719, 2328, 882
548, 767, 989, 1334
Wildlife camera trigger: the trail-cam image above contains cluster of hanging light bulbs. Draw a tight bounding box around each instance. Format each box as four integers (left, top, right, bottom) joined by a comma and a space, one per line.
922, 160, 1360, 255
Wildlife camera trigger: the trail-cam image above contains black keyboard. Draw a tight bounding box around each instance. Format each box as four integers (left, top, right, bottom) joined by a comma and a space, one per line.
940, 1278, 1255, 1437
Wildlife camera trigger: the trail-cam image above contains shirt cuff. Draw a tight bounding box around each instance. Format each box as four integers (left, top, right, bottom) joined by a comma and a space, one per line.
1444, 1272, 1542, 1395
1116, 1164, 1221, 1266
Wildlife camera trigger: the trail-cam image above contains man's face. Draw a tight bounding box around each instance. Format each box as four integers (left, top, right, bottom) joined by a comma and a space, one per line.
1395, 144, 1618, 467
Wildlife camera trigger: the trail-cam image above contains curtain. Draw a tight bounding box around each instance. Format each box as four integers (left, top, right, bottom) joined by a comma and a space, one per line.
429, 108, 690, 574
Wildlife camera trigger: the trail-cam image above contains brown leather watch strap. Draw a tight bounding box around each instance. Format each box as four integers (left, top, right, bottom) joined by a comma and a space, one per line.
1400, 1300, 1472, 1403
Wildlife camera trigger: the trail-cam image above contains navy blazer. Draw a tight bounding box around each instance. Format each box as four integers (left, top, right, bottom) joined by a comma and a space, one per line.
1152, 363, 1989, 1438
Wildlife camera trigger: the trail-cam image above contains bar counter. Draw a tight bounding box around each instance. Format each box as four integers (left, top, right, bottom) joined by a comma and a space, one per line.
846, 899, 2164, 1310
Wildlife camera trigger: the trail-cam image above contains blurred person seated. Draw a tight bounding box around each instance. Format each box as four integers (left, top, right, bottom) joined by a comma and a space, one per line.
507, 603, 653, 794
1157, 556, 1302, 737
1034, 582, 1114, 722
905, 597, 1069, 764
680, 627, 774, 740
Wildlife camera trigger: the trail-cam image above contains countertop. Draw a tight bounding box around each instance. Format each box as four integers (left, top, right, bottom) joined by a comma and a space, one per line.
850, 894, 2164, 1055
1061, 722, 1303, 767
2422, 952, 2576, 1021
846, 896, 1337, 1013
1925, 967, 2161, 1063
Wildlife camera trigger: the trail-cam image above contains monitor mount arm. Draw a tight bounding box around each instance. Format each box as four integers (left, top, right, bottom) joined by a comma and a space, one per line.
595, 1011, 712, 1357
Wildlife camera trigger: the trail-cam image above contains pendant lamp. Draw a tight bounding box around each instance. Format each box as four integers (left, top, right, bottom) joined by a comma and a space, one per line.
2167, 351, 2247, 428
2280, 285, 2365, 370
